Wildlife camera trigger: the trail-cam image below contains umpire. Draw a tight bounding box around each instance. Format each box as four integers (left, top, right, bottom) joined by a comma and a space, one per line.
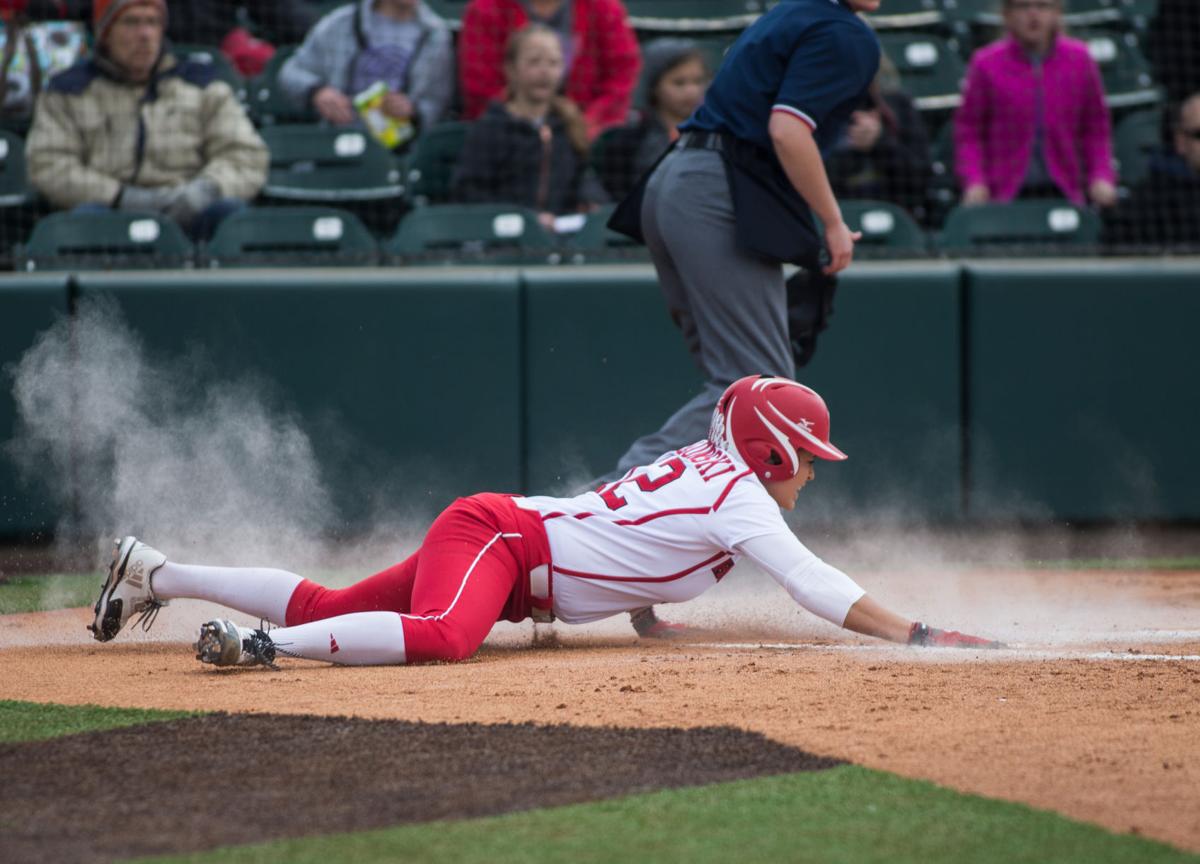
606, 0, 881, 478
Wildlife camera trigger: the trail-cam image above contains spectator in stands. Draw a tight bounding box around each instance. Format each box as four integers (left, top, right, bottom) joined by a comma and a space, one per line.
595, 37, 709, 201
955, 0, 1116, 208
10, 2, 319, 78
1103, 92, 1200, 249
278, 0, 453, 148
825, 54, 931, 219
24, 0, 268, 239
168, 1, 321, 77
451, 23, 607, 231
1149, 0, 1200, 138
458, 0, 640, 140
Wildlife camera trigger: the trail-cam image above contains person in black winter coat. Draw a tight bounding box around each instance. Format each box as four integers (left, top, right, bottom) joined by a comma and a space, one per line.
1103, 92, 1200, 251
451, 23, 606, 231
824, 55, 931, 219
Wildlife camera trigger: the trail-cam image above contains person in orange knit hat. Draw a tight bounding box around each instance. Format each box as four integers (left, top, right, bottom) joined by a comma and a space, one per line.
24, 0, 268, 239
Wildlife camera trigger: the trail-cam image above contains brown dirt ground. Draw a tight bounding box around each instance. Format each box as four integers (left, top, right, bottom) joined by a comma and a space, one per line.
0, 714, 840, 863
1, 568, 1198, 854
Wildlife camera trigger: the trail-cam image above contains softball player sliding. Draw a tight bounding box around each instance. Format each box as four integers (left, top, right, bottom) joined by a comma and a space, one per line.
89, 376, 1002, 667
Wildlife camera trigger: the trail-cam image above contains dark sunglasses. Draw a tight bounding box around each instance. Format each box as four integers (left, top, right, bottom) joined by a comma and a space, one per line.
1181, 129, 1200, 141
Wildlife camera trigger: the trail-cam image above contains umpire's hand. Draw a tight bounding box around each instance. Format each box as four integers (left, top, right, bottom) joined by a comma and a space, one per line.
823, 220, 862, 275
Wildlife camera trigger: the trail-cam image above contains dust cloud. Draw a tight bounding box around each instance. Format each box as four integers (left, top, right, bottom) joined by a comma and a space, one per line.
4, 298, 1196, 654
7, 296, 360, 571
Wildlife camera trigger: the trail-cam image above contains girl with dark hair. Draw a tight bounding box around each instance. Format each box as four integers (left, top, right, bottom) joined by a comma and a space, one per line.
596, 38, 710, 201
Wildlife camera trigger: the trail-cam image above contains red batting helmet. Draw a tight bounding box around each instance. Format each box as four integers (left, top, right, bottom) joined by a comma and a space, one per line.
708, 375, 847, 481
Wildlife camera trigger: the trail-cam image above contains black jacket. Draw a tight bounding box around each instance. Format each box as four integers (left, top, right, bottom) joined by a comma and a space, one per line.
1103, 159, 1200, 250
595, 114, 672, 201
825, 89, 931, 218
451, 101, 607, 214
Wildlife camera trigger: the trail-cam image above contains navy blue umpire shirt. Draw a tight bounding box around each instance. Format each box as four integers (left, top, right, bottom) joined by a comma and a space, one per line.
682, 0, 880, 153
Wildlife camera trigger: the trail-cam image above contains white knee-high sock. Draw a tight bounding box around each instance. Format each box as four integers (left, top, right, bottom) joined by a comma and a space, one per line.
267, 611, 407, 666
152, 562, 303, 626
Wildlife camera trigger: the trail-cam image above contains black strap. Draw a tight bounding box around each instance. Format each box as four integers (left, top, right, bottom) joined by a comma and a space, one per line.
679, 131, 724, 151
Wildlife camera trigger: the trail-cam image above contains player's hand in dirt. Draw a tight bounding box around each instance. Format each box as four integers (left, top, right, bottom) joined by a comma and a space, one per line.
631, 606, 687, 639
908, 621, 1005, 649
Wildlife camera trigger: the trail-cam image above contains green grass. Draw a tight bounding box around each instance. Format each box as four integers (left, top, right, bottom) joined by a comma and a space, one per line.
1026, 558, 1200, 571
136, 765, 1198, 864
0, 699, 197, 743
0, 572, 99, 614
1, 701, 1193, 863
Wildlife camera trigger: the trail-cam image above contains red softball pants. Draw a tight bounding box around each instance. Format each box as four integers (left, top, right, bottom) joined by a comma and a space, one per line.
283, 494, 551, 663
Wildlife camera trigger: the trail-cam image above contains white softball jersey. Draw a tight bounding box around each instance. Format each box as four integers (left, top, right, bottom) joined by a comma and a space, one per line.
515, 439, 865, 627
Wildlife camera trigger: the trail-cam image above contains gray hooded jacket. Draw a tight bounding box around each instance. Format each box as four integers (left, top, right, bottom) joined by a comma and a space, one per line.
278, 0, 453, 128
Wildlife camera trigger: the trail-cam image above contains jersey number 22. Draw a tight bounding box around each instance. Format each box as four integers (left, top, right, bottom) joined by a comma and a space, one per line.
598, 457, 685, 510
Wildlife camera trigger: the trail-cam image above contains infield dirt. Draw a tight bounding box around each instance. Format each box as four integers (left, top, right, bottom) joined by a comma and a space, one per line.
1, 567, 1198, 854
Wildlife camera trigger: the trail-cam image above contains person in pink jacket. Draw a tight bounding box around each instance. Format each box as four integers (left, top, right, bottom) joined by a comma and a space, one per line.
954, 0, 1117, 208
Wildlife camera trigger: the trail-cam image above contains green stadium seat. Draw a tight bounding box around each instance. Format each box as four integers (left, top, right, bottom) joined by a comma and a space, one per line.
863, 0, 945, 32
21, 211, 193, 271
172, 43, 247, 104
939, 200, 1101, 254
687, 31, 742, 75
925, 121, 960, 228
945, 0, 1133, 28
946, 0, 1153, 48
625, 0, 762, 33
385, 203, 557, 264
402, 121, 470, 206
424, 0, 471, 27
248, 45, 316, 125
876, 32, 967, 113
260, 124, 404, 204
930, 119, 955, 175
311, 0, 354, 17
1078, 29, 1162, 110
0, 129, 40, 269
564, 204, 650, 262
0, 129, 30, 208
838, 200, 929, 255
1114, 108, 1165, 186
813, 200, 929, 257
205, 206, 377, 266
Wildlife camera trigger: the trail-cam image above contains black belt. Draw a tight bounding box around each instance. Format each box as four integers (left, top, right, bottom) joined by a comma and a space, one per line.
678, 131, 725, 152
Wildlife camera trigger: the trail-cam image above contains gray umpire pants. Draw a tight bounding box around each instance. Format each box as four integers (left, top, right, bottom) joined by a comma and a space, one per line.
605, 146, 794, 480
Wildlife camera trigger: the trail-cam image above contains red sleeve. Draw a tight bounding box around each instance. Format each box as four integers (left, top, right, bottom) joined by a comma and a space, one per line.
458, 0, 513, 120
574, 0, 640, 139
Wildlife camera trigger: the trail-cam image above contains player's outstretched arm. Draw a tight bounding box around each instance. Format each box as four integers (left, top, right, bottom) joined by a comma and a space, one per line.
842, 594, 1005, 649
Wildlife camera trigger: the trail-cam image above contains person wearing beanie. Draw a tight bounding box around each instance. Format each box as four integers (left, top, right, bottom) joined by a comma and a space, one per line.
92, 0, 167, 82
596, 37, 709, 201
25, 0, 268, 241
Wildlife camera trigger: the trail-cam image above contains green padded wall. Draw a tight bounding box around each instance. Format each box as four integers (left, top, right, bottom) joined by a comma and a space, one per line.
794, 263, 963, 524
966, 261, 1200, 521
522, 265, 704, 493
522, 263, 962, 525
75, 269, 522, 522
0, 275, 70, 539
